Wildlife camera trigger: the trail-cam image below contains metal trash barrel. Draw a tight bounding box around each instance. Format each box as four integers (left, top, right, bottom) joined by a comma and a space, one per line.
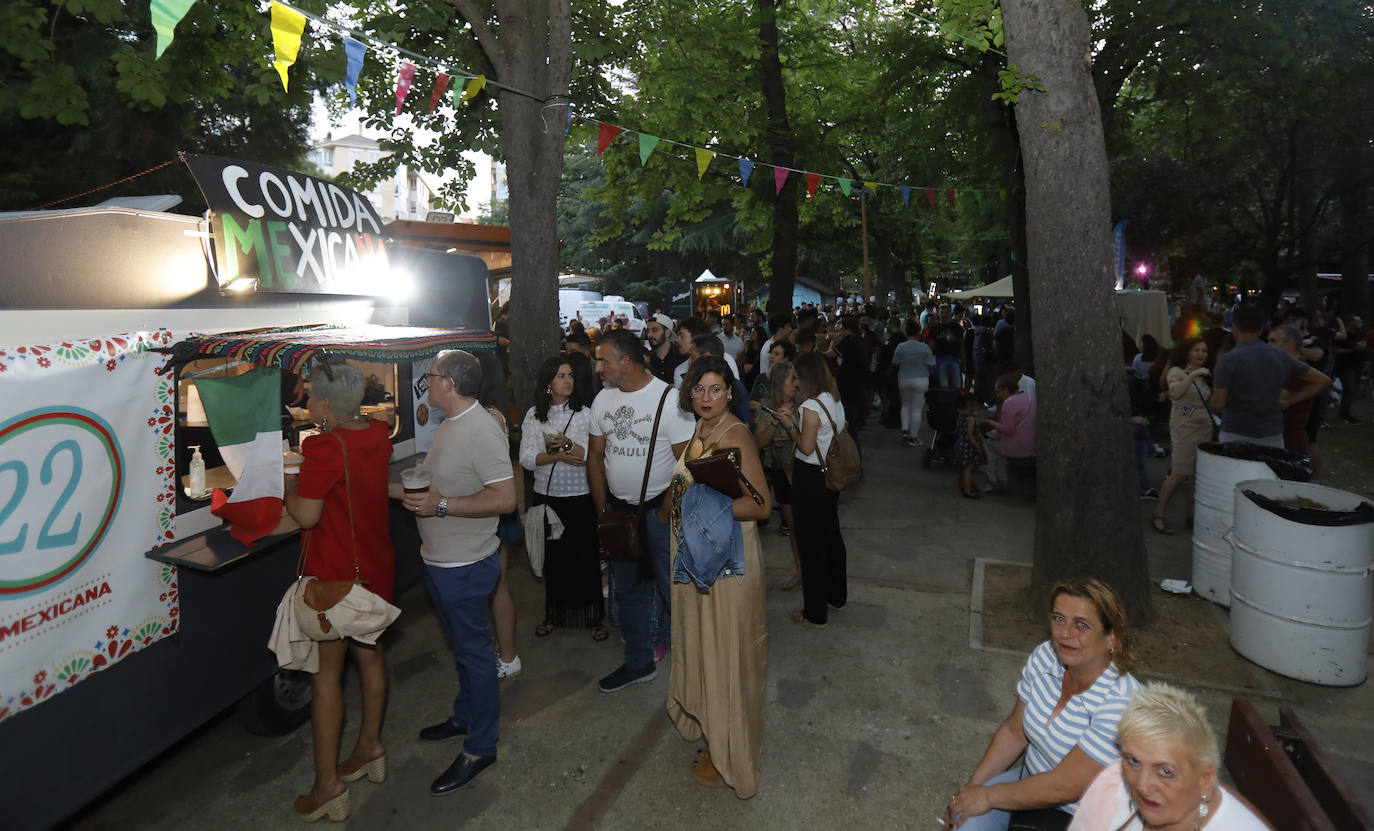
1229, 480, 1374, 686
1192, 445, 1277, 605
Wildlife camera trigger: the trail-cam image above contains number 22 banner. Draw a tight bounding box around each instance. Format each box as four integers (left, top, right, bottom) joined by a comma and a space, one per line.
0, 332, 180, 723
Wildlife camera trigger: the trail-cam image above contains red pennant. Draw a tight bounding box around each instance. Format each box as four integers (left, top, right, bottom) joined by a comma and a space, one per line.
596, 123, 622, 156
429, 73, 450, 113
774, 166, 789, 195
946, 189, 957, 207
925, 188, 937, 208
395, 62, 416, 114
805, 172, 821, 198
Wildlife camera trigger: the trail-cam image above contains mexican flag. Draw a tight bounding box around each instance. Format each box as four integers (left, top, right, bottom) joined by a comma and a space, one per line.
196, 368, 284, 545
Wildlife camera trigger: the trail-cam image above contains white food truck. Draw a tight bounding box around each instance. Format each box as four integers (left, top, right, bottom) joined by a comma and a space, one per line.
0, 154, 500, 830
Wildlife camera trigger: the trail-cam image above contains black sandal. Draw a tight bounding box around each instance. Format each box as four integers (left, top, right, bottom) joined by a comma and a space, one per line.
590, 625, 609, 642
535, 620, 556, 637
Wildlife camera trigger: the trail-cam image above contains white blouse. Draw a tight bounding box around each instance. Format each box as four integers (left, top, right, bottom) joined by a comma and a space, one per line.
519, 403, 591, 497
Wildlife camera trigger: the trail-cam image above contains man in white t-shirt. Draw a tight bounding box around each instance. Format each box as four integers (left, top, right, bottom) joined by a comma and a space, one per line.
719, 313, 745, 361
397, 349, 515, 794
588, 330, 695, 692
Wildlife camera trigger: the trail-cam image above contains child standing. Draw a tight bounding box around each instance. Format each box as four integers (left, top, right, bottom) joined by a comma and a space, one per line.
954, 392, 985, 499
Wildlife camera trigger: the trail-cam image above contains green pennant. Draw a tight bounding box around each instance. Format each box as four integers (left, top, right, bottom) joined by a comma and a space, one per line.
837, 178, 852, 196
152, 0, 198, 58
974, 190, 984, 206
638, 133, 660, 166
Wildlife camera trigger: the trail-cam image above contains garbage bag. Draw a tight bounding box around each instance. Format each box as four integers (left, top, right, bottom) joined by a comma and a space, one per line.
1198, 442, 1313, 482
1241, 489, 1374, 527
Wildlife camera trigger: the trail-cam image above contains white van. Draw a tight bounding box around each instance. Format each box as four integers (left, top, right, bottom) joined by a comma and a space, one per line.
576, 298, 646, 337
558, 288, 601, 332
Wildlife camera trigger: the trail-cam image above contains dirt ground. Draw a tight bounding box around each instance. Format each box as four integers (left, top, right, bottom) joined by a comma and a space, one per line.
1311, 394, 1374, 500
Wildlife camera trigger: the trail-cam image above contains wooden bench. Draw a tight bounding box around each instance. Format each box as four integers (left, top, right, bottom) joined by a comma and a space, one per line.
1224, 699, 1373, 831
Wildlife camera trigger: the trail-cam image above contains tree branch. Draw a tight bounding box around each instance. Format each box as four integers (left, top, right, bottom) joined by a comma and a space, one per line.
439, 0, 507, 76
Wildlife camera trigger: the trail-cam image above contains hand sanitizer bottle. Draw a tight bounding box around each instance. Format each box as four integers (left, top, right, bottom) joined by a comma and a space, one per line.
188, 445, 206, 495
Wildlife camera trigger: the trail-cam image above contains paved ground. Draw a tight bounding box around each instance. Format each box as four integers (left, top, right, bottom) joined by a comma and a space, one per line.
68, 410, 1374, 830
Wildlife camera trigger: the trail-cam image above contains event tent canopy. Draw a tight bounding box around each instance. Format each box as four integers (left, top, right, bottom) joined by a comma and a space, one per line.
945, 275, 1013, 298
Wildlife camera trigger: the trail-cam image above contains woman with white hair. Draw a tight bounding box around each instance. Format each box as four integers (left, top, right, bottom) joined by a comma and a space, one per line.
1068, 683, 1271, 830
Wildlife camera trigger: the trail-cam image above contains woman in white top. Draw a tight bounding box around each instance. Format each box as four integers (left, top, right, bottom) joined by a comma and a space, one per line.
518, 354, 607, 641
1068, 683, 1272, 831
773, 351, 848, 627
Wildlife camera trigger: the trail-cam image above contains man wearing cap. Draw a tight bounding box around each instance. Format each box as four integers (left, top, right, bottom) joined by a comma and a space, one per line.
646, 312, 685, 384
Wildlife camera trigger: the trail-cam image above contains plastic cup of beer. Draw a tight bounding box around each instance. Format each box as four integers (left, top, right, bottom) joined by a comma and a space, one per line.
544, 429, 565, 452
401, 467, 432, 494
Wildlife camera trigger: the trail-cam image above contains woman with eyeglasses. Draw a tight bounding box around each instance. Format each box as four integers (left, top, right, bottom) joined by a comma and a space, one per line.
517, 353, 606, 641
658, 356, 771, 797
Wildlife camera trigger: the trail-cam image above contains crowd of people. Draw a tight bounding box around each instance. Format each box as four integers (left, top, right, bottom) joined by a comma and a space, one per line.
275, 290, 1368, 823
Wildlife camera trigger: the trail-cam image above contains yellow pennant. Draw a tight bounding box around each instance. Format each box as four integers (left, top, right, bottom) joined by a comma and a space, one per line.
695, 148, 714, 180
863, 181, 877, 193
269, 1, 307, 92
461, 74, 486, 102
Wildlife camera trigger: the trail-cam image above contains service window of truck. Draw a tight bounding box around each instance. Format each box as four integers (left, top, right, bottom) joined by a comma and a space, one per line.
0, 154, 500, 831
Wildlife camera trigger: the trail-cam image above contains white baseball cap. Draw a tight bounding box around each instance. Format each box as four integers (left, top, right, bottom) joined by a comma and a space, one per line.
650, 313, 674, 330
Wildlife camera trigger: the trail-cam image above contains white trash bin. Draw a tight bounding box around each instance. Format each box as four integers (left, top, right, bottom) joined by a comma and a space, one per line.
1229, 480, 1374, 686
1192, 444, 1278, 606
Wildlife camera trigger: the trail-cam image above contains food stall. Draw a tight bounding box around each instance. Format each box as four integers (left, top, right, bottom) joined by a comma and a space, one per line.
0, 155, 496, 829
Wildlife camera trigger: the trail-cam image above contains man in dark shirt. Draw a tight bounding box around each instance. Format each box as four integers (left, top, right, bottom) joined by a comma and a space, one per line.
832, 316, 869, 451
646, 313, 684, 384
1212, 304, 1330, 447
926, 303, 963, 388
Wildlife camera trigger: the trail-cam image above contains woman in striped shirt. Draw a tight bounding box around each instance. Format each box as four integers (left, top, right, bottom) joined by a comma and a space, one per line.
945, 578, 1142, 830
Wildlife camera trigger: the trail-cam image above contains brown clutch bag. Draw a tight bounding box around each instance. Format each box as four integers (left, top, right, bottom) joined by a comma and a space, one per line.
685, 448, 766, 506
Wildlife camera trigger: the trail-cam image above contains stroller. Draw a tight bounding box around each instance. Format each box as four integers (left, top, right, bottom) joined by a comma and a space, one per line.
921, 387, 963, 468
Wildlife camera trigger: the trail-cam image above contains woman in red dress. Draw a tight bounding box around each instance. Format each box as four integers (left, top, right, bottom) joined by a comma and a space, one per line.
285, 361, 395, 821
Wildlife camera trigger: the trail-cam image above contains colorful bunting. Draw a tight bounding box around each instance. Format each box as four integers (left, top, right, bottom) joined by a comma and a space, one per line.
738, 159, 755, 187
1000, 189, 1008, 201
429, 72, 450, 113
343, 36, 366, 108
925, 188, 936, 208
394, 62, 416, 114
596, 123, 621, 156
638, 133, 660, 166
806, 172, 821, 198
151, 0, 198, 59
863, 181, 877, 194
461, 74, 486, 102
774, 167, 789, 195
900, 186, 911, 206
695, 148, 714, 180
946, 189, 957, 207
269, 1, 307, 92
837, 178, 852, 196
974, 190, 983, 206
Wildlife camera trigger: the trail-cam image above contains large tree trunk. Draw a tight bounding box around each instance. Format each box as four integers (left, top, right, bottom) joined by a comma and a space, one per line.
1002, 0, 1152, 623
1338, 148, 1371, 320
468, 0, 572, 417
1294, 121, 1320, 313
756, 0, 799, 313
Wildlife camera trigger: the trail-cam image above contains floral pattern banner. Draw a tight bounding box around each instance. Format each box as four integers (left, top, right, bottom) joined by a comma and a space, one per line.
0, 331, 180, 723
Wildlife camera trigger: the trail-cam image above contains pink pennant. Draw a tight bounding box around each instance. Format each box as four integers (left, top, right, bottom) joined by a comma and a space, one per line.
429, 73, 450, 113
774, 167, 790, 195
805, 172, 821, 198
395, 62, 416, 114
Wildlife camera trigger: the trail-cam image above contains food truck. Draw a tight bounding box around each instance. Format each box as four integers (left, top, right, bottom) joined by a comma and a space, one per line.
692, 269, 741, 317
0, 155, 497, 830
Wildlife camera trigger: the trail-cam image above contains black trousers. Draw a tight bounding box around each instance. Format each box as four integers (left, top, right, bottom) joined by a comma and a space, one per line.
791, 460, 847, 624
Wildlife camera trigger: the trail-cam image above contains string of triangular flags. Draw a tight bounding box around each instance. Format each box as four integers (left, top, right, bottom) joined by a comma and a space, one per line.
151, 0, 1003, 206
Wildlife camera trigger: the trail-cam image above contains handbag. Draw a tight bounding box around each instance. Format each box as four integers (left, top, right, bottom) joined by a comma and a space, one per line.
596, 385, 672, 561
1192, 378, 1222, 442
290, 430, 390, 641
815, 398, 862, 491
685, 447, 765, 506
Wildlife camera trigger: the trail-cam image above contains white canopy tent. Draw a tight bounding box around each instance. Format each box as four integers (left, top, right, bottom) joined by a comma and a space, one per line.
945, 275, 1014, 298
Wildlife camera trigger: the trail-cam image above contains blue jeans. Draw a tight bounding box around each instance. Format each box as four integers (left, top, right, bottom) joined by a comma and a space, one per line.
424, 554, 501, 757
956, 767, 1025, 831
935, 355, 961, 389
1132, 423, 1151, 491
609, 505, 671, 673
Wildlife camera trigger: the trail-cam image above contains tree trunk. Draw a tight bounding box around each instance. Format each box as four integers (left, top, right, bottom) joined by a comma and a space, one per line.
1339, 148, 1371, 320
756, 0, 799, 313
1002, 0, 1152, 623
480, 0, 572, 418
1294, 121, 1320, 313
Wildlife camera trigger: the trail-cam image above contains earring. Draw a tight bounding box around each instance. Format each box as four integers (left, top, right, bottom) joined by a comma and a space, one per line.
546, 387, 552, 395
1198, 794, 1210, 819
1109, 647, 1114, 655
320, 416, 329, 430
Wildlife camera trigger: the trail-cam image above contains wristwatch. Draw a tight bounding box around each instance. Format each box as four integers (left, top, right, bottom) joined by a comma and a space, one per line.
435, 496, 448, 518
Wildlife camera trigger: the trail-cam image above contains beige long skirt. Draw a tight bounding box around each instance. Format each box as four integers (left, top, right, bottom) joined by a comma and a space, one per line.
667, 519, 768, 798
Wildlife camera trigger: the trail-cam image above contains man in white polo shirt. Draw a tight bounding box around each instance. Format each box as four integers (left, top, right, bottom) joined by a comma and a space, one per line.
398, 349, 515, 795
588, 330, 695, 692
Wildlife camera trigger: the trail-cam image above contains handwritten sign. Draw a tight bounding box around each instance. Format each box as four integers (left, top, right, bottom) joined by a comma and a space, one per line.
183, 153, 391, 296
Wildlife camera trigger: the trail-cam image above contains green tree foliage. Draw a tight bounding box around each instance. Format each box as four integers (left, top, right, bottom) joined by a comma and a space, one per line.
0, 0, 328, 210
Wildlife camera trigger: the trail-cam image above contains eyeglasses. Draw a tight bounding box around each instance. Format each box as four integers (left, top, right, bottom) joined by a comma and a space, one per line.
419, 372, 453, 386
690, 384, 728, 400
